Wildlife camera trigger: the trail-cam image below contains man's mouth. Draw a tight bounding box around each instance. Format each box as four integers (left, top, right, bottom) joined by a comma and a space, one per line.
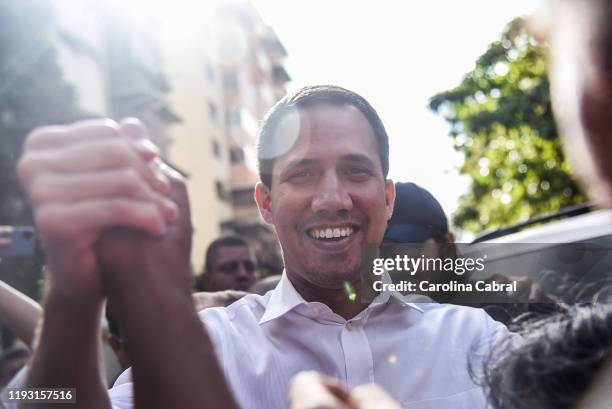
307, 226, 358, 241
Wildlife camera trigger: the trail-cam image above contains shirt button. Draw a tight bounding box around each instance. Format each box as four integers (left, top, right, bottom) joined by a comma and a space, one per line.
346, 322, 353, 331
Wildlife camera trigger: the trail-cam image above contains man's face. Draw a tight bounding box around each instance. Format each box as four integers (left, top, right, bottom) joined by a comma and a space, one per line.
256, 103, 395, 290
207, 245, 259, 291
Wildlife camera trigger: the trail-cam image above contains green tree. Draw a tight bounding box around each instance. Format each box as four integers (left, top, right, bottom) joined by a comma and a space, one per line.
0, 0, 84, 300
429, 18, 585, 233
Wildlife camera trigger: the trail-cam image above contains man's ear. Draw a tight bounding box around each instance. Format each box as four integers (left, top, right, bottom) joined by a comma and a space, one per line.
255, 182, 274, 224
385, 179, 396, 220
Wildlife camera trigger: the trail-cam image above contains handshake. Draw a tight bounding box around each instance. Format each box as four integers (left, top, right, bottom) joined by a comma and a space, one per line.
17, 118, 193, 305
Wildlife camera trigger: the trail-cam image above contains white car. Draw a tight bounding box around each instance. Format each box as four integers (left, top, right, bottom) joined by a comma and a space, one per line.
466, 207, 612, 304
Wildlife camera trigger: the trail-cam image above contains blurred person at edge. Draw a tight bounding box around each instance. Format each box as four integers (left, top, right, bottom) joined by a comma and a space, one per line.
289, 0, 612, 408
14, 86, 506, 409
194, 235, 260, 292
479, 2, 612, 409
381, 182, 457, 293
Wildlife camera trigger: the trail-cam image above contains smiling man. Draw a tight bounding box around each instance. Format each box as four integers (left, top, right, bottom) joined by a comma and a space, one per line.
14, 86, 505, 409
165, 85, 505, 409
255, 92, 394, 316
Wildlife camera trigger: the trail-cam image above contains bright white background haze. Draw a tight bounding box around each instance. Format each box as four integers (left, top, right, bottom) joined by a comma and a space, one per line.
252, 0, 535, 230
113, 0, 535, 231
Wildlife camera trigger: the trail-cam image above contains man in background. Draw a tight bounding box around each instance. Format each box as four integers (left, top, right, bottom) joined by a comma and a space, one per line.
195, 235, 259, 292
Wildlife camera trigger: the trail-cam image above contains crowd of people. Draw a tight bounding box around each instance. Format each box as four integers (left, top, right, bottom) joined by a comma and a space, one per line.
0, 0, 612, 408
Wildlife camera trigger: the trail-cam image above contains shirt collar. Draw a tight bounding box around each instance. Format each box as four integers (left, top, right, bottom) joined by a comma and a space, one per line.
259, 272, 306, 324
259, 270, 424, 325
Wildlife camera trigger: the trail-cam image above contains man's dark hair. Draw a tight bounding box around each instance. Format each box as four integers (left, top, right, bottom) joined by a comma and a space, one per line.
205, 235, 251, 272
480, 304, 612, 409
258, 85, 390, 187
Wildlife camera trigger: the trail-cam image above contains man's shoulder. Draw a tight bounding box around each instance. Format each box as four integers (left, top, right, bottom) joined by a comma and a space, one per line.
410, 302, 507, 337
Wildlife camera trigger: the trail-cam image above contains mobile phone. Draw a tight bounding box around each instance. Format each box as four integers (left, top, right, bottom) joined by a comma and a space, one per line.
0, 226, 36, 257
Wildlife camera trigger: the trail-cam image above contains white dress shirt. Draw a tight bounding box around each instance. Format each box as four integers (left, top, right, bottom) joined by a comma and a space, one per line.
109, 273, 506, 409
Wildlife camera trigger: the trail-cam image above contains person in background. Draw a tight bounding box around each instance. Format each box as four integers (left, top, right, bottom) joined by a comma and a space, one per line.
195, 235, 260, 292
383, 182, 453, 247
482, 1, 612, 408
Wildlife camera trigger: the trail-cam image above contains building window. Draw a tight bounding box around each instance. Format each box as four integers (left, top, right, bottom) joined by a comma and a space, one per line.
225, 109, 241, 126
212, 140, 221, 158
215, 180, 229, 201
208, 101, 218, 123
229, 147, 245, 164
231, 187, 255, 208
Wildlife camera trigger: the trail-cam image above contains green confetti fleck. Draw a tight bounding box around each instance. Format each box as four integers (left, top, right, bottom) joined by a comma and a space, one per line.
343, 280, 357, 302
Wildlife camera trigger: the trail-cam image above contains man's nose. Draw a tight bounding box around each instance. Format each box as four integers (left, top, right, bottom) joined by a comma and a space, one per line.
236, 263, 250, 278
311, 172, 353, 214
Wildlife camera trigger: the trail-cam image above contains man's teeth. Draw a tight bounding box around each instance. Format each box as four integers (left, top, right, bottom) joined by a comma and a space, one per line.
309, 227, 355, 240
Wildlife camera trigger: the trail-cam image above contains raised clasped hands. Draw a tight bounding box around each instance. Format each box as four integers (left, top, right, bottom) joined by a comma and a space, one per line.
18, 118, 180, 304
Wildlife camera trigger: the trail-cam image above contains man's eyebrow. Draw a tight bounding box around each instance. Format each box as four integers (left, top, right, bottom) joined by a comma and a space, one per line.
342, 154, 377, 167
284, 158, 320, 169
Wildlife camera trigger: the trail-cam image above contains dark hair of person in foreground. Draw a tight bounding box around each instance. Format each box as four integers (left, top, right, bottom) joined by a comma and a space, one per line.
480, 303, 612, 409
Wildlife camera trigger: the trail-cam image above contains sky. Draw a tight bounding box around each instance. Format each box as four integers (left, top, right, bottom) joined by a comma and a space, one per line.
116, 0, 536, 229
250, 0, 536, 225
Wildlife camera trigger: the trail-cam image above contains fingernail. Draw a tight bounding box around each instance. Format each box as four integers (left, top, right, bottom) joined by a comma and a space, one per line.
139, 139, 159, 154
156, 171, 171, 193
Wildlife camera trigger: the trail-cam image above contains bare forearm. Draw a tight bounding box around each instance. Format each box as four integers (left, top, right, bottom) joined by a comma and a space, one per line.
22, 290, 110, 409
106, 265, 238, 409
0, 281, 42, 346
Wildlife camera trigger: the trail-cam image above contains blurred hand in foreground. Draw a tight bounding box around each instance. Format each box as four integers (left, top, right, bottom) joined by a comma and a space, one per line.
193, 290, 248, 310
289, 371, 401, 409
17, 118, 177, 303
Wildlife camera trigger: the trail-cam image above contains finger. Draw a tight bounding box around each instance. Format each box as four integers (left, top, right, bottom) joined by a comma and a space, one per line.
321, 379, 353, 405
36, 199, 168, 243
119, 118, 160, 162
18, 138, 170, 194
289, 371, 349, 409
351, 384, 401, 409
24, 119, 123, 151
28, 169, 178, 221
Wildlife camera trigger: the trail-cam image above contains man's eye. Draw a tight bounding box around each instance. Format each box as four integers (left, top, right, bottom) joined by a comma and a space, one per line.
291, 170, 314, 179
347, 168, 370, 175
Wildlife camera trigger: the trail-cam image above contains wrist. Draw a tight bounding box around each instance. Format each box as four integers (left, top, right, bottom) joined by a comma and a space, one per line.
43, 286, 104, 322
